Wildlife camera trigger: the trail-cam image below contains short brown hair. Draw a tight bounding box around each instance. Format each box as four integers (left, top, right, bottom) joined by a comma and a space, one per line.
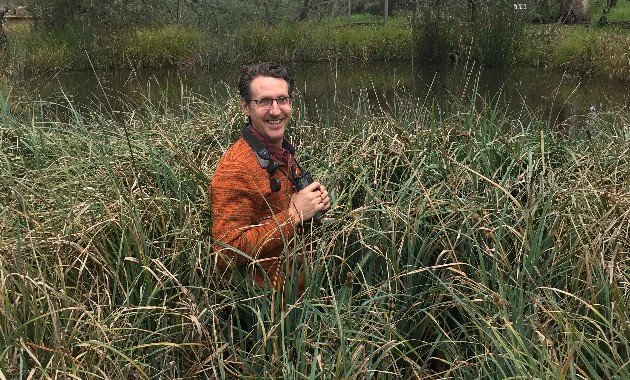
238, 62, 294, 102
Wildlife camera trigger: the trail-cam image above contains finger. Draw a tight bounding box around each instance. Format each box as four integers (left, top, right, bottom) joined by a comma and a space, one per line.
311, 191, 322, 202
303, 181, 320, 192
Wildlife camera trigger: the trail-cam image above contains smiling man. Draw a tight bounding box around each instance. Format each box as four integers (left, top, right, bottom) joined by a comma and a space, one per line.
211, 62, 330, 294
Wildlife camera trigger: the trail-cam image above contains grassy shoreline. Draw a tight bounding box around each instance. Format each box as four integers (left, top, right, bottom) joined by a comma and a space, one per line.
2, 15, 630, 82
1, 87, 628, 378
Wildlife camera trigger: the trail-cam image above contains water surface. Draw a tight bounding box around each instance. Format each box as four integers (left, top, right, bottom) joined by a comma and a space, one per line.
15, 61, 630, 125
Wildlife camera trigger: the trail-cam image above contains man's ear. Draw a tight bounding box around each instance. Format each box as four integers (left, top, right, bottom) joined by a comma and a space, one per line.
240, 98, 250, 116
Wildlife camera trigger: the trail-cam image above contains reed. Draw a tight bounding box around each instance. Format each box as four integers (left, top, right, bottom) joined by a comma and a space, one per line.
3, 15, 630, 82
412, 8, 454, 63
1, 24, 207, 73
232, 18, 413, 64
100, 25, 208, 69
1, 84, 628, 378
548, 26, 630, 81
412, 4, 528, 67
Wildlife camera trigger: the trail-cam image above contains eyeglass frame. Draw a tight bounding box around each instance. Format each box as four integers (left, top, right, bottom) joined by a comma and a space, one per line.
249, 96, 293, 108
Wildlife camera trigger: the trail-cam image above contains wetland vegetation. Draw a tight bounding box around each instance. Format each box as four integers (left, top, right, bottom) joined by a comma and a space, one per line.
1, 83, 629, 378
1, 0, 629, 378
1, 1, 630, 82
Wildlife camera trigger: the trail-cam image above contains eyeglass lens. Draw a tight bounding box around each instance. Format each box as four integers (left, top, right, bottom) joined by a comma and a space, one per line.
253, 97, 291, 107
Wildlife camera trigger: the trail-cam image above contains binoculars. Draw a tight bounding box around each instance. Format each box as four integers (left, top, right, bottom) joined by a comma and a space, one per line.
294, 171, 324, 223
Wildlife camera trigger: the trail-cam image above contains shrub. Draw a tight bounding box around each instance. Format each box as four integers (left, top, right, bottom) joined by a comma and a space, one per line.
412, 8, 454, 62
108, 25, 207, 68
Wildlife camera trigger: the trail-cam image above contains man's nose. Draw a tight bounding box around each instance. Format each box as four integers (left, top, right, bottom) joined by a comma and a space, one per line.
268, 101, 282, 114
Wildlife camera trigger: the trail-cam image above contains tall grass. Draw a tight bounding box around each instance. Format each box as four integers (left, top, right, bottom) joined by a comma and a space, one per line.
549, 26, 630, 80
412, 8, 454, 63
2, 24, 208, 73
3, 14, 630, 82
412, 4, 527, 67
595, 0, 630, 22
1, 83, 629, 378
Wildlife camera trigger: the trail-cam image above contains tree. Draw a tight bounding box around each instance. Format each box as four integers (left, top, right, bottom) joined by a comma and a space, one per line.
559, 0, 589, 24
22, 0, 175, 31
298, 0, 310, 20
348, 0, 351, 23
331, 0, 339, 17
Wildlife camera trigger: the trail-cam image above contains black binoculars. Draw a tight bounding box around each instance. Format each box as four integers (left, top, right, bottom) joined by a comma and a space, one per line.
294, 171, 324, 223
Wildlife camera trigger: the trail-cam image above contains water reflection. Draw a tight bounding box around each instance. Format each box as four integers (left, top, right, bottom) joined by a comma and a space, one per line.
295, 62, 629, 125
14, 62, 630, 125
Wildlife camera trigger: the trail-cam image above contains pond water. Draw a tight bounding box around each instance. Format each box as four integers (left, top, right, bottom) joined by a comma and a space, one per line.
13, 61, 630, 126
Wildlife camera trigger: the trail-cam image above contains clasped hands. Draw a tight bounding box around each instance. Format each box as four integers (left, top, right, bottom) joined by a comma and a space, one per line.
289, 181, 330, 224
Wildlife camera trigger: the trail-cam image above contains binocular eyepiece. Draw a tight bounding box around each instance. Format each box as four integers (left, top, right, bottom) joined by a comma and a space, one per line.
294, 171, 324, 223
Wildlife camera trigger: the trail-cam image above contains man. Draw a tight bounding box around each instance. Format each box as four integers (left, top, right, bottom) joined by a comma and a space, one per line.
211, 62, 331, 293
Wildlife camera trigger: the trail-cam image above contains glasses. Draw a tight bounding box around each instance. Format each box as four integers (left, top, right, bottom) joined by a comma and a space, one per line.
250, 96, 292, 108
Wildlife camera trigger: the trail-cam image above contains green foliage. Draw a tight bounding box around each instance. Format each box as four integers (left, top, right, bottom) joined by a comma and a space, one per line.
3, 4, 630, 81
592, 0, 630, 22
232, 19, 413, 64
469, 7, 527, 67
348, 12, 385, 23
15, 27, 88, 72
105, 25, 208, 68
412, 8, 455, 62
530, 0, 561, 22
1, 82, 629, 378
412, 2, 528, 67
5, 25, 208, 72
552, 27, 598, 71
549, 27, 630, 80
606, 7, 630, 22
516, 24, 561, 67
21, 0, 174, 31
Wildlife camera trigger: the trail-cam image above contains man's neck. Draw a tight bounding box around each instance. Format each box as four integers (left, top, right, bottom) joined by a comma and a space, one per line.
247, 124, 294, 165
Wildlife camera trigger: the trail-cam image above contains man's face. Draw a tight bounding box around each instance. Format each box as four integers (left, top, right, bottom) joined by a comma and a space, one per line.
241, 76, 292, 147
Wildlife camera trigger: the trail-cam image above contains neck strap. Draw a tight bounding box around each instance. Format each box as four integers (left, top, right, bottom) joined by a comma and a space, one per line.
241, 124, 295, 170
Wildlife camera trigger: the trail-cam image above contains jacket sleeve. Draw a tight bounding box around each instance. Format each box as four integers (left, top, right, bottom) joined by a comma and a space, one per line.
210, 159, 295, 269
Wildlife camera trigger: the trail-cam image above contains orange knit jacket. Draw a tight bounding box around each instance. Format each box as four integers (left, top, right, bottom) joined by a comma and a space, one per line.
211, 137, 301, 289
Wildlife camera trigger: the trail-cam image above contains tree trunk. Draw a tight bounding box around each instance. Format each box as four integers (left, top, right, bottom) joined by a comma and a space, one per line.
413, 0, 420, 23
298, 0, 310, 21
348, 0, 351, 23
384, 0, 389, 24
559, 0, 589, 24
260, 0, 273, 25
468, 0, 477, 20
331, 0, 339, 17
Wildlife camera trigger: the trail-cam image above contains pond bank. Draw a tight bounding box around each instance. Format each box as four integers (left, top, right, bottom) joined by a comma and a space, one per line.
1, 19, 630, 83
